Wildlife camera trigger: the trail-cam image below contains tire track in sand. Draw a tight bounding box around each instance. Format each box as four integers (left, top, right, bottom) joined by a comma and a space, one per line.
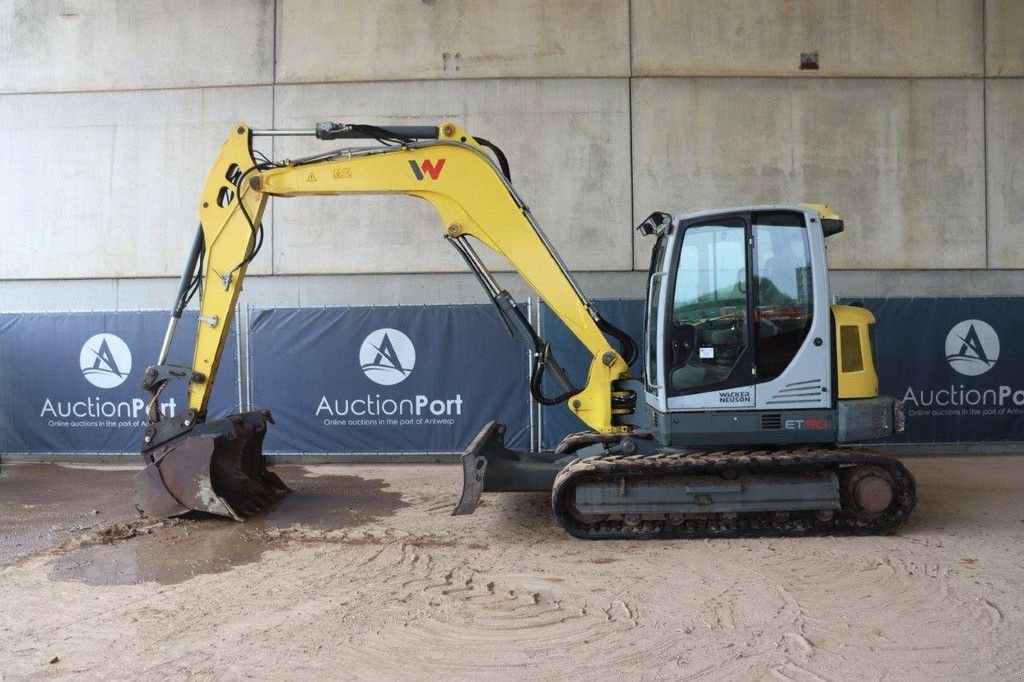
296, 534, 689, 679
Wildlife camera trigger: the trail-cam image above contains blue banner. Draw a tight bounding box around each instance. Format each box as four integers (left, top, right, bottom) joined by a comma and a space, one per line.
2, 298, 1017, 456
539, 300, 645, 448
860, 297, 1024, 443
0, 311, 240, 454
248, 305, 530, 453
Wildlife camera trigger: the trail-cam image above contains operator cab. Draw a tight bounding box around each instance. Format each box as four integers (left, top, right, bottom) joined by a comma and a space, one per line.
639, 204, 893, 447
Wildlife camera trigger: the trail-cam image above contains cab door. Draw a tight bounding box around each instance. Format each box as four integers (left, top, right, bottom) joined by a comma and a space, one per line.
665, 215, 756, 410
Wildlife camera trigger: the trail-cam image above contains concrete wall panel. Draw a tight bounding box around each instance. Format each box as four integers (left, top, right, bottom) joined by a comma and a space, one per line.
632, 0, 983, 77
0, 279, 117, 312
270, 79, 632, 275
986, 0, 1024, 76
986, 80, 1024, 268
0, 1, 274, 94
631, 78, 985, 270
0, 87, 274, 280
276, 0, 629, 82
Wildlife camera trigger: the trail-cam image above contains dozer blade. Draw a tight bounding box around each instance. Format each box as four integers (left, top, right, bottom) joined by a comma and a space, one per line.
133, 410, 289, 521
453, 420, 568, 515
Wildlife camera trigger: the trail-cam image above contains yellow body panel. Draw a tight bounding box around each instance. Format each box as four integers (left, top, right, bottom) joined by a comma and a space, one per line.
798, 203, 842, 222
832, 304, 880, 399
188, 123, 630, 433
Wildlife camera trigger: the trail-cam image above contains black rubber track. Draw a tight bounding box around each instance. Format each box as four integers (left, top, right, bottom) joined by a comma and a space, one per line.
551, 448, 917, 540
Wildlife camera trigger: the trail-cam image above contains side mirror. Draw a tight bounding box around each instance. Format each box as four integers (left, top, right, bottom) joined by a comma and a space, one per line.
637, 211, 672, 237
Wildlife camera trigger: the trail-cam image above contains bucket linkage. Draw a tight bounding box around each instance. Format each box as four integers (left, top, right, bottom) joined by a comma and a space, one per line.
133, 224, 289, 521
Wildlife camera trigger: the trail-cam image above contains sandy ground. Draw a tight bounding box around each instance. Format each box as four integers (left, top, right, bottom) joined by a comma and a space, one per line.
1, 457, 1023, 680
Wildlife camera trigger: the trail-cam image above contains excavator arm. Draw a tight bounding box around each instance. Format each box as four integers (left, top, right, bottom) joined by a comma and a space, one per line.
134, 122, 642, 520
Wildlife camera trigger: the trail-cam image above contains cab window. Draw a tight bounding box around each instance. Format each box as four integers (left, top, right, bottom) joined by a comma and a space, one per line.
670, 218, 749, 393
753, 212, 813, 381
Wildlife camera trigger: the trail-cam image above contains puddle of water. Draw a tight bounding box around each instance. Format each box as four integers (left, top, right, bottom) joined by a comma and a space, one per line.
49, 467, 407, 586
0, 463, 139, 566
57, 463, 144, 472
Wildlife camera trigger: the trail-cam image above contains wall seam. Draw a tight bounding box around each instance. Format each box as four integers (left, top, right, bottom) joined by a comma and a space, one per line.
269, 0, 279, 276
627, 0, 635, 271
982, 0, 990, 269
0, 74, 996, 102
12, 261, 1024, 282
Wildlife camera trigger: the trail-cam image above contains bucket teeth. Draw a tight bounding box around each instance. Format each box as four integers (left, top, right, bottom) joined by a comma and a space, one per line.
133, 410, 289, 521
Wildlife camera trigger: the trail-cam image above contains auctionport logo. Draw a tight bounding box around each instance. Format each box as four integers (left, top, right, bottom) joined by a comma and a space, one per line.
902, 316, 1023, 416
40, 331, 174, 426
317, 327, 461, 426
359, 328, 415, 386
945, 319, 999, 377
79, 333, 132, 388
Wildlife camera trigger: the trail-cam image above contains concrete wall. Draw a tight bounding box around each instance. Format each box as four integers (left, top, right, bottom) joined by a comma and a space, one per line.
632, 0, 984, 77
631, 77, 985, 271
276, 0, 630, 81
270, 79, 631, 274
0, 1, 275, 92
0, 0, 1021, 312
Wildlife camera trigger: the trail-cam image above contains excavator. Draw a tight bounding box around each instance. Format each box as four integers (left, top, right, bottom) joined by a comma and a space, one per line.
133, 121, 916, 539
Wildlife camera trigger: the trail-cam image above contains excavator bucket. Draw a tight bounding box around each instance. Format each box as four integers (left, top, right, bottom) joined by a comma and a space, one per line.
133, 410, 289, 521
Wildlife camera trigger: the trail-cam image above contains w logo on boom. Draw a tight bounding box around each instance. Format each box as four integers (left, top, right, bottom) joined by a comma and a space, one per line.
945, 319, 999, 377
408, 158, 445, 181
359, 328, 416, 386
79, 333, 133, 389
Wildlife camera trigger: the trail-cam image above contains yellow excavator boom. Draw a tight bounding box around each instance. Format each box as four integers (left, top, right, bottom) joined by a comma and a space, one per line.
191, 122, 631, 432
134, 121, 640, 520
